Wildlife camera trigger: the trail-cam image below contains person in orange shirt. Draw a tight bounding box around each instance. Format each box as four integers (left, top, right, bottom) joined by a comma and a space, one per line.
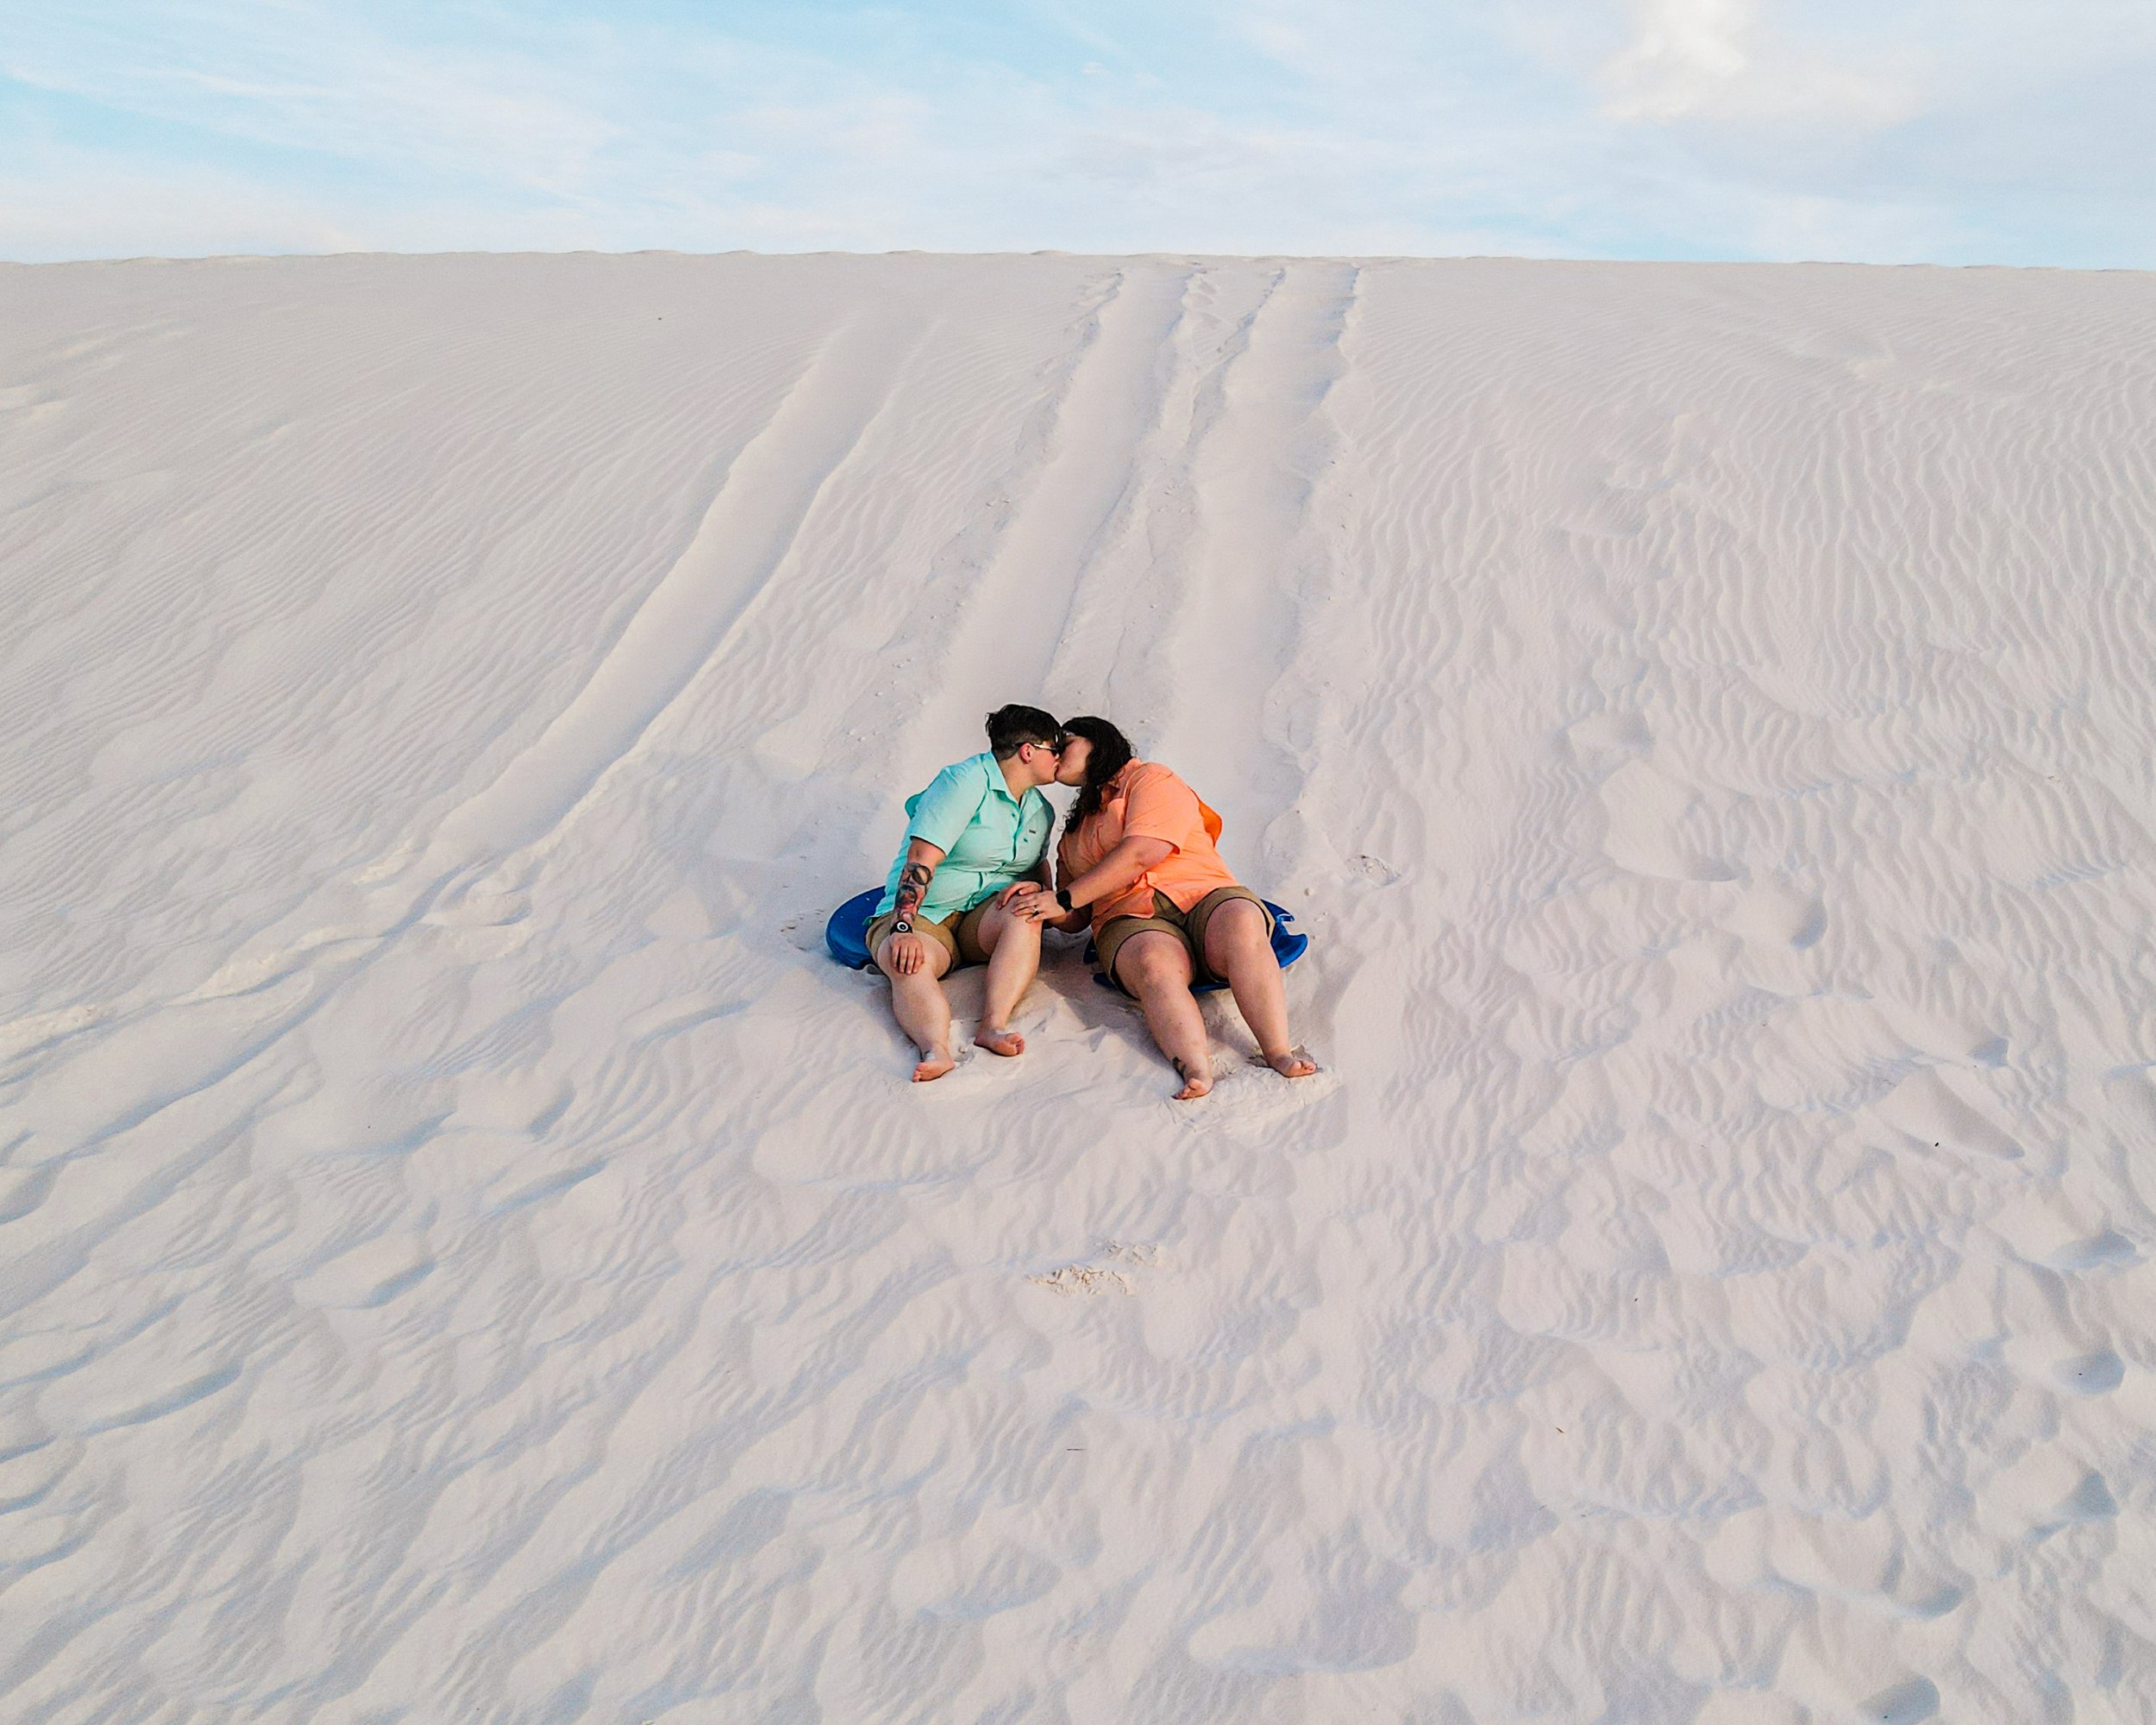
1011, 715, 1316, 1100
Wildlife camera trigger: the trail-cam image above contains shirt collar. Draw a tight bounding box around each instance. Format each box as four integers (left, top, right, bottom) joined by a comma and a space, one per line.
977, 750, 1025, 806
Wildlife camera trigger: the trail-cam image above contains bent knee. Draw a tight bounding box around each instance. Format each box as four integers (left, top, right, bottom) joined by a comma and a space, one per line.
1209, 900, 1272, 950
975, 912, 1036, 957
876, 943, 943, 980
1119, 945, 1192, 992
984, 903, 1039, 940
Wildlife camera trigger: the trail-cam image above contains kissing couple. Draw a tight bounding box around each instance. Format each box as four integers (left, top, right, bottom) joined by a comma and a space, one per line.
865, 704, 1317, 1100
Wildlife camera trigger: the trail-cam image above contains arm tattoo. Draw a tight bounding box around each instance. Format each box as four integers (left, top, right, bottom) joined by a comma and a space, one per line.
896, 860, 932, 918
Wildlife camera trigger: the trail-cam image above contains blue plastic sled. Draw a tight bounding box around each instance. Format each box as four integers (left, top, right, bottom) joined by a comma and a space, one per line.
824, 888, 1308, 994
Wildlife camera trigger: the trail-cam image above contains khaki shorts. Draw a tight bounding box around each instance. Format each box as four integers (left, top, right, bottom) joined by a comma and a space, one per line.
867, 898, 996, 972
1096, 886, 1271, 994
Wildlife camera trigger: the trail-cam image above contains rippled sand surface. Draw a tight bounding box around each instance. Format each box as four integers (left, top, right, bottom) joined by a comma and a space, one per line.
2, 253, 2153, 1722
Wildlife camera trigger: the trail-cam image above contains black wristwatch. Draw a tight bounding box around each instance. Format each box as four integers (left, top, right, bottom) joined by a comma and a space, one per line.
1054, 888, 1074, 913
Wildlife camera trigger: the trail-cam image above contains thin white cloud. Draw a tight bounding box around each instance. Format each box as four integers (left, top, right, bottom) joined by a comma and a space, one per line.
0, 1, 2150, 266
1598, 0, 1914, 125
1601, 0, 1750, 119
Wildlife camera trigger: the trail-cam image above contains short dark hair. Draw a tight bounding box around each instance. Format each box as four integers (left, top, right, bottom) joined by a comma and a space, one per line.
985, 704, 1063, 760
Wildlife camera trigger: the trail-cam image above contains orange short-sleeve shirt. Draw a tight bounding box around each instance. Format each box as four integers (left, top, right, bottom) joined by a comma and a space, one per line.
1056, 761, 1239, 930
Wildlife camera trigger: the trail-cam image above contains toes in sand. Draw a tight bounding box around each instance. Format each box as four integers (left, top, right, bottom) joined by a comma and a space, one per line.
912, 1048, 957, 1082
974, 1026, 1025, 1057
1266, 1049, 1318, 1079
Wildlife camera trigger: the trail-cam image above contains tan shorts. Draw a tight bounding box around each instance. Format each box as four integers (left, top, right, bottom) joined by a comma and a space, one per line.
867, 898, 996, 972
1096, 886, 1271, 994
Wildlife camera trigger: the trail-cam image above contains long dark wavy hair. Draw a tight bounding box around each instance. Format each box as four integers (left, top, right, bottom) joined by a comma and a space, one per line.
1060, 714, 1134, 832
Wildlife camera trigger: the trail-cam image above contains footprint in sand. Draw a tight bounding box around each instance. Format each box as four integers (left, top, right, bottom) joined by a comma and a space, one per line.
1028, 1263, 1131, 1295
1027, 1239, 1162, 1295
778, 914, 826, 955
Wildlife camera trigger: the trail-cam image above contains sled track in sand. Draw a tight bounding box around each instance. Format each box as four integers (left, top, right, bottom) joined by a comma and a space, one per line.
1, 253, 2154, 1722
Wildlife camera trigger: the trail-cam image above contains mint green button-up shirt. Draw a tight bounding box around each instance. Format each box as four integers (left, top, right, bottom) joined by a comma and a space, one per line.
874, 752, 1055, 924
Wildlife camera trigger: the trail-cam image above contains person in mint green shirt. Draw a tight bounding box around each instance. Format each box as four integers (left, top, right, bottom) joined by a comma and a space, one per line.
867, 705, 1066, 1082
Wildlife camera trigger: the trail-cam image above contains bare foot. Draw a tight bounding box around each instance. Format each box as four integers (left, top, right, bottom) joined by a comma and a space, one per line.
974, 1025, 1025, 1057
912, 1046, 956, 1082
1172, 1057, 1213, 1101
1264, 1048, 1317, 1079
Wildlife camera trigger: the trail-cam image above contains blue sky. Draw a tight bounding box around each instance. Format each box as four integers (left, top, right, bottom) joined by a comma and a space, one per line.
4, 2, 2153, 266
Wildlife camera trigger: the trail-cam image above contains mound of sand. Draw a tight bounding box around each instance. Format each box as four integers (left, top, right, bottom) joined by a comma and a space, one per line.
1, 252, 2151, 1721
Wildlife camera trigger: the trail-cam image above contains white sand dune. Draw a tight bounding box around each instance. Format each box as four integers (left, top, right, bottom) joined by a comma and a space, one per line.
2, 252, 2153, 1722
